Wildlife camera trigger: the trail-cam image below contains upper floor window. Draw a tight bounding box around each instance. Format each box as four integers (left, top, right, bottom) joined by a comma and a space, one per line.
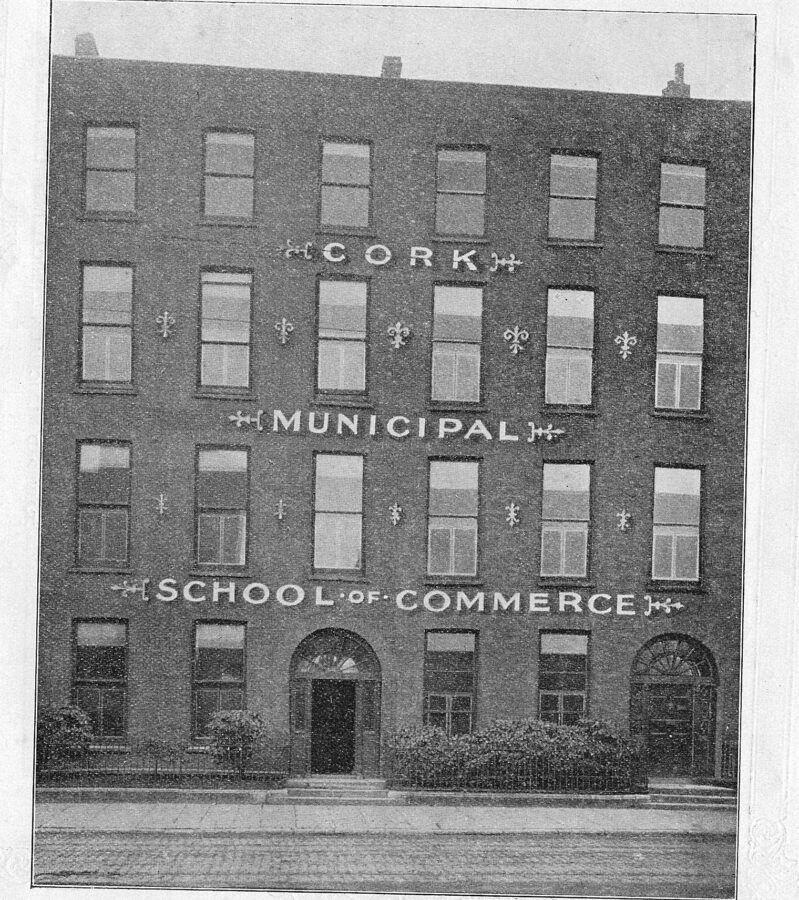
192, 623, 245, 738
435, 149, 486, 237
539, 632, 588, 726
540, 463, 591, 578
652, 467, 700, 581
427, 460, 479, 577
548, 154, 597, 241
545, 289, 594, 406
431, 285, 483, 403
203, 132, 255, 219
314, 454, 364, 571
77, 442, 130, 568
424, 631, 477, 736
317, 279, 367, 393
320, 141, 370, 229
81, 265, 133, 384
85, 126, 136, 213
659, 163, 705, 248
656, 296, 704, 410
196, 448, 248, 567
200, 271, 252, 389
73, 620, 128, 739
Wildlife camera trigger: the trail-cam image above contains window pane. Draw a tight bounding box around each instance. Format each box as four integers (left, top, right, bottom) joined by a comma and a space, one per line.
427, 525, 452, 574
194, 690, 219, 736
83, 267, 132, 324
75, 642, 126, 682
201, 288, 250, 343
86, 127, 135, 169
679, 362, 702, 409
201, 344, 249, 388
674, 534, 699, 580
541, 633, 587, 655
550, 155, 596, 198
547, 290, 594, 348
221, 514, 246, 565
567, 355, 592, 405
540, 528, 562, 575
322, 142, 370, 186
563, 528, 588, 576
85, 171, 135, 211
433, 286, 483, 341
77, 622, 126, 647
83, 327, 132, 382
450, 711, 472, 736
204, 176, 254, 218
657, 296, 703, 352
320, 185, 369, 227
196, 646, 244, 682
454, 344, 481, 401
656, 361, 678, 408
197, 623, 245, 649
205, 133, 254, 176
659, 207, 704, 247
652, 532, 674, 579
74, 685, 101, 732
318, 340, 365, 391
437, 150, 486, 192
545, 353, 570, 405
319, 280, 367, 338
197, 512, 245, 565
660, 163, 705, 206
429, 461, 478, 516
430, 346, 456, 401
549, 198, 596, 240
79, 444, 130, 503
314, 512, 362, 568
435, 194, 485, 236
197, 513, 222, 564
100, 689, 125, 736
542, 464, 590, 520
315, 455, 363, 512
452, 523, 478, 574
654, 468, 700, 524
427, 632, 475, 652
198, 451, 248, 507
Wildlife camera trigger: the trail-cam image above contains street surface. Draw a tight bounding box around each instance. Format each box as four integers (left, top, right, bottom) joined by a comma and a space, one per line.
34, 830, 736, 896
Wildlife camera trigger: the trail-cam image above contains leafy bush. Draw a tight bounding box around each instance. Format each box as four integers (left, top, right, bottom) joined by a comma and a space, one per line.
207, 710, 265, 776
136, 739, 180, 775
386, 719, 643, 792
37, 705, 92, 769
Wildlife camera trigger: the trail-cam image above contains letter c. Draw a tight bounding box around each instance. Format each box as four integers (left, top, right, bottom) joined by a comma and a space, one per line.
323, 242, 347, 263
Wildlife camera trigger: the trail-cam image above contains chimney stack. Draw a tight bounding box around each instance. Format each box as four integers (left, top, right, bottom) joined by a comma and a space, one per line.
75, 32, 99, 58
662, 63, 690, 98
381, 56, 402, 78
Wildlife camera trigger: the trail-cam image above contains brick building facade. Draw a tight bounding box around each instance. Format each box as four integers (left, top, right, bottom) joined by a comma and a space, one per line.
38, 49, 750, 778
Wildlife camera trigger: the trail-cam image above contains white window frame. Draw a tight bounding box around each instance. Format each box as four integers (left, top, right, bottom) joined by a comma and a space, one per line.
652, 524, 700, 581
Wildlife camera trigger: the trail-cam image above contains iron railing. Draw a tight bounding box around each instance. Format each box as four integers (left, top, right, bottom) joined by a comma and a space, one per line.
383, 747, 648, 794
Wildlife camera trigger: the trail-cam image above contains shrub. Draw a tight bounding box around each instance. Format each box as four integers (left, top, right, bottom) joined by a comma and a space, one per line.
207, 710, 265, 776
136, 739, 180, 775
37, 705, 92, 769
386, 719, 642, 792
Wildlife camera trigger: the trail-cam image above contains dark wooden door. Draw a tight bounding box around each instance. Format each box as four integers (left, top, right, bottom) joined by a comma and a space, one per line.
645, 683, 694, 774
310, 680, 356, 774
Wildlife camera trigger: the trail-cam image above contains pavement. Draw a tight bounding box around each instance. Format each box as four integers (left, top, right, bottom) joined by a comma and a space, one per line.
35, 797, 737, 835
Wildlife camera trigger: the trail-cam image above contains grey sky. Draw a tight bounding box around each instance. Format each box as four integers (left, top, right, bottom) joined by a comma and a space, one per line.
52, 1, 754, 100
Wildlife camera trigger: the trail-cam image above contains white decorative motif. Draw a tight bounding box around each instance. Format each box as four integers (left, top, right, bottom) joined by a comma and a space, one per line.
617, 509, 631, 532
275, 318, 295, 345
490, 252, 525, 273
505, 502, 520, 528
156, 493, 168, 516
229, 409, 264, 431
526, 422, 566, 443
276, 499, 286, 522
614, 331, 638, 359
156, 310, 175, 339
503, 326, 530, 355
387, 322, 411, 349
277, 239, 314, 260
644, 595, 685, 616
111, 578, 150, 602
0, 846, 28, 886
389, 503, 403, 526
745, 818, 799, 900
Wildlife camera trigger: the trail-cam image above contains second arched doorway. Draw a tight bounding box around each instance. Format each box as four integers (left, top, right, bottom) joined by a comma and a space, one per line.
630, 634, 718, 776
289, 629, 381, 776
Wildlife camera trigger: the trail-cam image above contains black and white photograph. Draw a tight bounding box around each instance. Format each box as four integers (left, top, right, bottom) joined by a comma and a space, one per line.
1, 0, 796, 898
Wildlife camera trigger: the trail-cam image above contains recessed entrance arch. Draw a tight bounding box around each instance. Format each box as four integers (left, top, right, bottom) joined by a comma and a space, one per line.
289, 629, 381, 776
630, 634, 718, 777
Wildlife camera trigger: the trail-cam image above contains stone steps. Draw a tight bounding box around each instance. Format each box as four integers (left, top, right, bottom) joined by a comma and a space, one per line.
285, 776, 390, 802
646, 783, 737, 810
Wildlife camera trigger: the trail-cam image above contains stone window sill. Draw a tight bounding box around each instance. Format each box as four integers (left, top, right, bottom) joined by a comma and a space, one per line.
75, 384, 137, 396
546, 239, 604, 249
314, 395, 373, 409
69, 567, 133, 575
655, 246, 714, 258
650, 410, 708, 421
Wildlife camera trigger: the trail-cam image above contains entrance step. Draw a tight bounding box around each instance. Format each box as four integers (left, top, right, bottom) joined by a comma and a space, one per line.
285, 776, 390, 803
647, 784, 737, 810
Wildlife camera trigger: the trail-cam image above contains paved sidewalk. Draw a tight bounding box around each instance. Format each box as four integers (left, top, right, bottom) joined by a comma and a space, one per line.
35, 800, 737, 835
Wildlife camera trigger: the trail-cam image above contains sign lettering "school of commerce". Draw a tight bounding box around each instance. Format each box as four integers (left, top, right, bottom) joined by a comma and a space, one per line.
110, 579, 687, 618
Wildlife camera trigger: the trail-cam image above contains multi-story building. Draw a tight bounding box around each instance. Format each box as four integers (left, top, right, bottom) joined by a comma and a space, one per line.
38, 41, 750, 778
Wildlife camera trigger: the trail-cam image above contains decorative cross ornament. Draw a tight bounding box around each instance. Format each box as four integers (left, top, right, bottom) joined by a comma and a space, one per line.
387, 322, 411, 349
229, 409, 265, 431
615, 331, 638, 359
644, 595, 686, 616
277, 239, 314, 260
616, 509, 631, 532
275, 499, 286, 522
111, 579, 150, 602
275, 318, 295, 345
490, 253, 525, 273
389, 503, 403, 526
526, 422, 566, 443
156, 493, 168, 516
156, 311, 175, 339
503, 326, 530, 355
505, 502, 520, 528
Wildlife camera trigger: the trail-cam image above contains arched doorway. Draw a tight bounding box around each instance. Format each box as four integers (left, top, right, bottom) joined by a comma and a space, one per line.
630, 634, 718, 777
289, 629, 381, 776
